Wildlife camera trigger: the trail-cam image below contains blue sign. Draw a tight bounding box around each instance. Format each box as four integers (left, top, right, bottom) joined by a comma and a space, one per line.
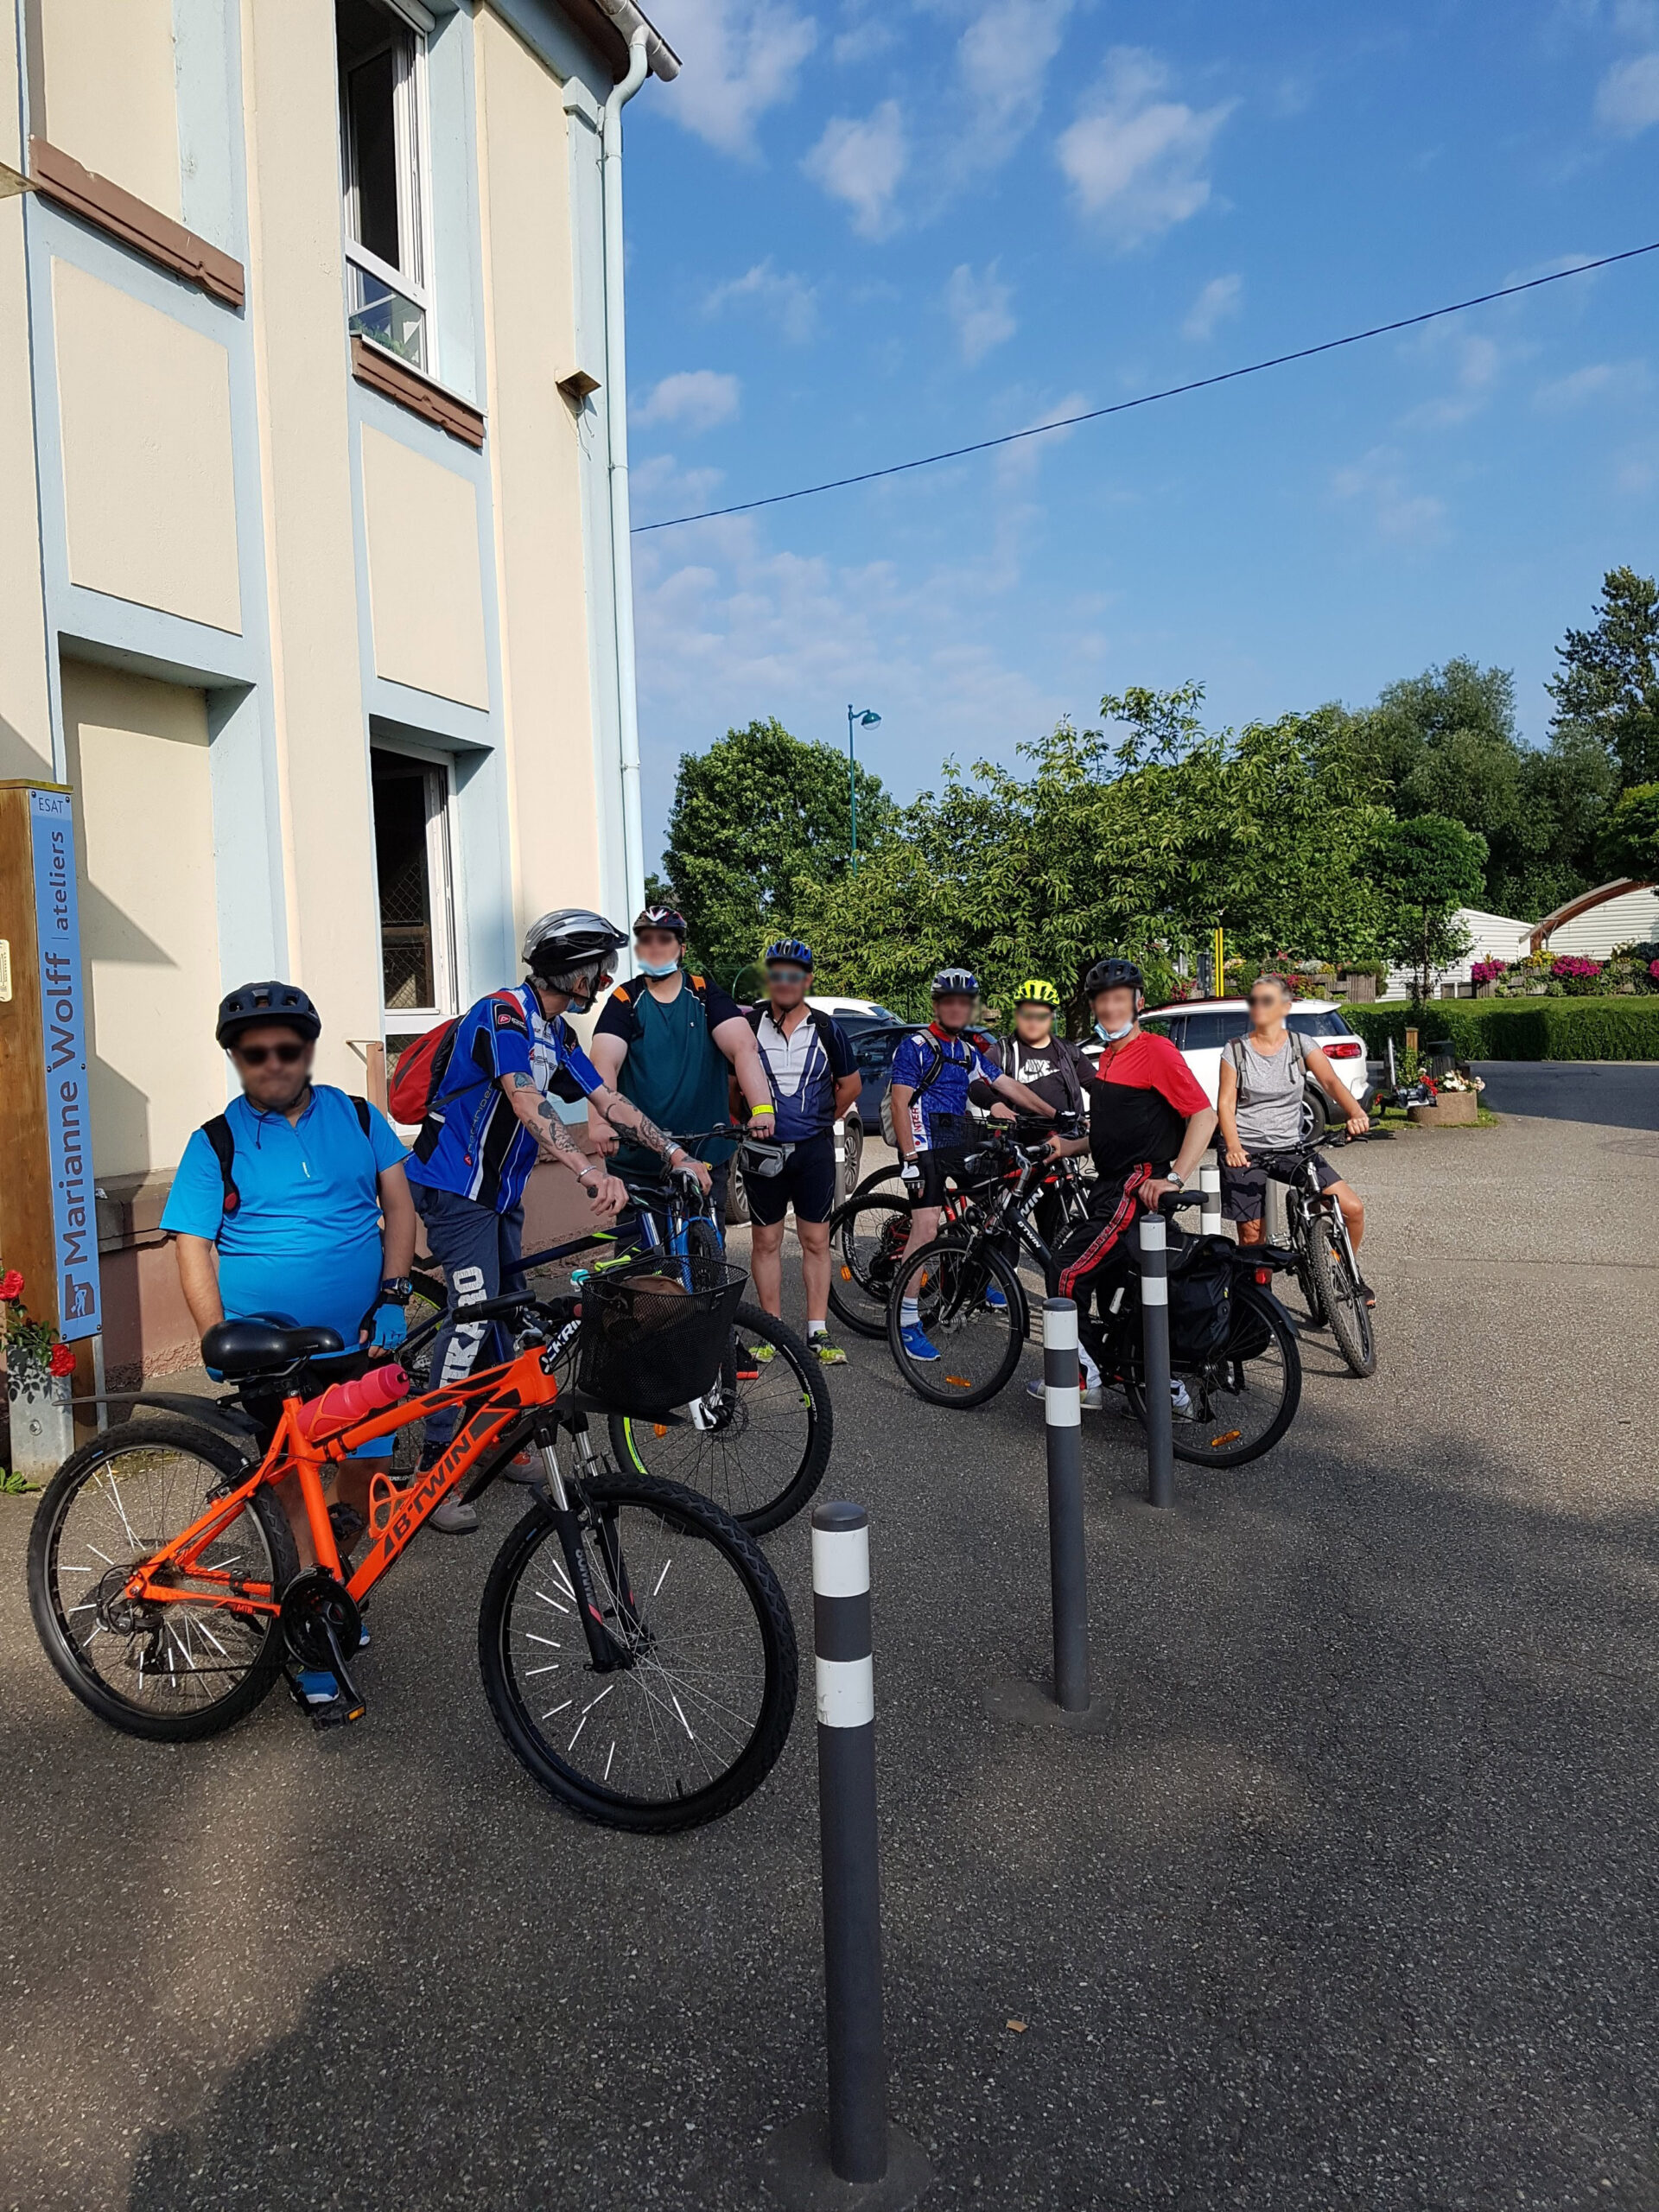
29, 790, 100, 1340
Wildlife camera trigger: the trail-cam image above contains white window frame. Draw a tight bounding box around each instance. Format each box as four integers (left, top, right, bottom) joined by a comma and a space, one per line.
338, 0, 436, 376
372, 738, 459, 1035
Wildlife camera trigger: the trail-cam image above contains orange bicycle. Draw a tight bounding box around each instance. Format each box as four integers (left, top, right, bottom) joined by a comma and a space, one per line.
27, 1261, 798, 1834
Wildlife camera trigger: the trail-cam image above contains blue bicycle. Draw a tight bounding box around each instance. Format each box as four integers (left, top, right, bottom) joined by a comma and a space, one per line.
405, 1128, 831, 1535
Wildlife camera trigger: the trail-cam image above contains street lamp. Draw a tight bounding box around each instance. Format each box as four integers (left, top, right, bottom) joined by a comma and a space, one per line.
846, 705, 880, 872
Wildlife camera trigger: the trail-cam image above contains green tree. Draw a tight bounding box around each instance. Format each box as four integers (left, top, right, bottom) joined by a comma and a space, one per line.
1336, 658, 1610, 917
1548, 565, 1659, 788
658, 719, 893, 984
1371, 814, 1487, 1004
1598, 781, 1659, 880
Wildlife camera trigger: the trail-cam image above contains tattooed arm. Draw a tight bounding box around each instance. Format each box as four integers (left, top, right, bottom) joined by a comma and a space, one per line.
588, 1081, 715, 1195
498, 1075, 628, 1217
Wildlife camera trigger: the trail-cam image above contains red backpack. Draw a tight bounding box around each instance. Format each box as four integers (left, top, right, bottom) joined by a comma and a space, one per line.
386, 992, 523, 1126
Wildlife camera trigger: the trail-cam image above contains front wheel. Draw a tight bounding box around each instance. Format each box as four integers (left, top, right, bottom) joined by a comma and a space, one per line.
608, 1302, 831, 1534
827, 1194, 913, 1338
28, 1419, 296, 1742
1309, 1215, 1376, 1377
886, 1237, 1027, 1408
477, 1472, 798, 1833
1123, 1282, 1301, 1466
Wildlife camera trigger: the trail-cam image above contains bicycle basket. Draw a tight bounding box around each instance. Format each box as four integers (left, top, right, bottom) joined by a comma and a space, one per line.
574, 1255, 747, 1417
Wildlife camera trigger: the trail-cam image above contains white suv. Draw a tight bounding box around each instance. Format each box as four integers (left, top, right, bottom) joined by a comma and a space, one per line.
1084, 997, 1375, 1123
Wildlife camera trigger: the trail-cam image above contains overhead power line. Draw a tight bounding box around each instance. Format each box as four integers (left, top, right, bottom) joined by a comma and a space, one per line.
632, 239, 1659, 535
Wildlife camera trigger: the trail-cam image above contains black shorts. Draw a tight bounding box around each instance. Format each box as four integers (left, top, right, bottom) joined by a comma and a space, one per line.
907, 1144, 983, 1211
1220, 1149, 1340, 1224
745, 1130, 838, 1226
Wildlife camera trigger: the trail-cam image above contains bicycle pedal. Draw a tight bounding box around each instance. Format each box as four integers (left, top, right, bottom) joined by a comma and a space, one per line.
311, 1694, 367, 1730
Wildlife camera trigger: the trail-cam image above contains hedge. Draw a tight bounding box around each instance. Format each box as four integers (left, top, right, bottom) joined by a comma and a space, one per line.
1346, 997, 1659, 1062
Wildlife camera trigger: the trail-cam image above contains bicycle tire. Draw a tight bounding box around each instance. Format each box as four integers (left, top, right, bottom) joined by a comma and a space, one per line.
1123, 1282, 1301, 1467
476, 1471, 798, 1834
1309, 1216, 1376, 1377
886, 1238, 1027, 1409
28, 1419, 297, 1742
827, 1193, 913, 1338
607, 1302, 831, 1534
685, 1216, 724, 1262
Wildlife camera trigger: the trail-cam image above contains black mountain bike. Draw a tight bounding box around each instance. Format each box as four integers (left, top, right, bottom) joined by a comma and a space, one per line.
1083, 1191, 1305, 1467
406, 1129, 831, 1534
1274, 1128, 1384, 1379
878, 1118, 1091, 1408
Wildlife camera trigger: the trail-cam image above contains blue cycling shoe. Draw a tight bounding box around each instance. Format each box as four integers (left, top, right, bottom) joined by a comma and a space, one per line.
295, 1622, 371, 1713
899, 1322, 940, 1363
982, 1281, 1008, 1312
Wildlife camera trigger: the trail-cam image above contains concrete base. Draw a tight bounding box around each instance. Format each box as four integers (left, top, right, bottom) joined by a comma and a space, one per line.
983, 1676, 1116, 1733
756, 2113, 933, 2211
1409, 1092, 1479, 1126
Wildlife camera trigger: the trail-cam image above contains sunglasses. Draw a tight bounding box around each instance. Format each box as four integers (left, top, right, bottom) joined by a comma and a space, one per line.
235, 1039, 308, 1067
767, 967, 808, 983
1247, 993, 1282, 1008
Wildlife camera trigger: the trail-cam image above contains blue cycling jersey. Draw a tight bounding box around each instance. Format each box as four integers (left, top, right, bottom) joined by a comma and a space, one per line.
888, 1025, 1002, 1152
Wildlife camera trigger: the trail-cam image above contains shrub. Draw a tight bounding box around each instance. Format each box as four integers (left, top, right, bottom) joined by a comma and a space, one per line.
1348, 997, 1659, 1060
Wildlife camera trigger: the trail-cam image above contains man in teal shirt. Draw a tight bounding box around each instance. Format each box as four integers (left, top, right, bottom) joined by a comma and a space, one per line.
589, 905, 773, 1221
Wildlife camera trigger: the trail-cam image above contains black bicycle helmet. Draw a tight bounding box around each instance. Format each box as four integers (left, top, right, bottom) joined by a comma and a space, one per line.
931, 966, 980, 999
633, 903, 687, 939
1083, 956, 1144, 999
764, 938, 814, 969
522, 909, 629, 982
215, 981, 321, 1048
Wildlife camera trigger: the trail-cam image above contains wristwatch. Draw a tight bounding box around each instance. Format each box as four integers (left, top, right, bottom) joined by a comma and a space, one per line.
1166, 1172, 1185, 1191
378, 1276, 414, 1305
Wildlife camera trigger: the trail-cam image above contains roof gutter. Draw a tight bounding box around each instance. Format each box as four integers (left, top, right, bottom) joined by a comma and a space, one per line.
601, 25, 652, 925
591, 0, 681, 80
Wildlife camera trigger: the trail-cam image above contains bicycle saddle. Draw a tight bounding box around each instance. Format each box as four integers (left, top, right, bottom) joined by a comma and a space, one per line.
201, 1318, 346, 1376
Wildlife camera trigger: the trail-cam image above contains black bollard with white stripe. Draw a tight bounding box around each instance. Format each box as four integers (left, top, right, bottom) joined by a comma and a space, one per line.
760, 1504, 931, 2208
812, 1499, 887, 2184
1042, 1299, 1090, 1714
1139, 1212, 1176, 1510
1200, 1162, 1223, 1236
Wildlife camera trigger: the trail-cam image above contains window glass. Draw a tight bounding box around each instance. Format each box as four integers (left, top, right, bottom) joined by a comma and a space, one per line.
1177, 1011, 1249, 1050
337, 0, 429, 370
1287, 1011, 1351, 1039
372, 749, 454, 1016
345, 46, 400, 267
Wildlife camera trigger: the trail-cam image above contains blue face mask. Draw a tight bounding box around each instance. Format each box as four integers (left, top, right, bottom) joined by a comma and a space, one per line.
637, 956, 681, 979
1095, 1019, 1135, 1044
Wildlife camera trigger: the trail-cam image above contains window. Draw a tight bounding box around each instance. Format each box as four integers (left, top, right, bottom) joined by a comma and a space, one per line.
1178, 1011, 1250, 1051
337, 0, 433, 372
1285, 1011, 1351, 1039
1140, 1015, 1184, 1048
372, 747, 456, 1034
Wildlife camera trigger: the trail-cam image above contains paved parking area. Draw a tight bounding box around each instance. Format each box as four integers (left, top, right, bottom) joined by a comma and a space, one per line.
2, 1103, 1656, 2210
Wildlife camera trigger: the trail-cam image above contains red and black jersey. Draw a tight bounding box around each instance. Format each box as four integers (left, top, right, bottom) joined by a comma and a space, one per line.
1084, 1030, 1209, 1181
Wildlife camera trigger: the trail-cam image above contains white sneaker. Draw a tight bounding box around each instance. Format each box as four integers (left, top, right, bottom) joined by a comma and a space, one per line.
1170, 1380, 1195, 1420
1025, 1376, 1104, 1410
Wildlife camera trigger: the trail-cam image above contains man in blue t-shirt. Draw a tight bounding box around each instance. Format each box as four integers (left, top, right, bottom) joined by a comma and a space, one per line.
404, 909, 707, 1529
738, 939, 861, 1363
887, 967, 1054, 1362
164, 980, 416, 1707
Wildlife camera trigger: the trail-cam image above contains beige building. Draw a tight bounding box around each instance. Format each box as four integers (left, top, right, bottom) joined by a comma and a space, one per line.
1, 0, 677, 1379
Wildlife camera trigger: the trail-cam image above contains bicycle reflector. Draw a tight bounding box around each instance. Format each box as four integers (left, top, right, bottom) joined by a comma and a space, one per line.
1255, 1267, 1271, 1285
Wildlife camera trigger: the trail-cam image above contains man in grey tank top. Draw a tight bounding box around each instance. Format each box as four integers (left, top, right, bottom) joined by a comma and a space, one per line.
1215, 976, 1373, 1302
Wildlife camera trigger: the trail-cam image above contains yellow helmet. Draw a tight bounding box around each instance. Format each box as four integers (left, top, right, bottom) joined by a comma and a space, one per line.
1014, 978, 1060, 1008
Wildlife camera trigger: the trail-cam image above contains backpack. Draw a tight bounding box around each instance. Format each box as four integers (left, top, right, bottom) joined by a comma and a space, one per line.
386, 990, 524, 1125
909, 1027, 994, 1100
202, 1092, 373, 1217
1224, 1029, 1308, 1099
604, 972, 719, 1045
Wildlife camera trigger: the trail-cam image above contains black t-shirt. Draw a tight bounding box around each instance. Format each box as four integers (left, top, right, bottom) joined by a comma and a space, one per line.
969, 1035, 1090, 1117
1084, 1031, 1209, 1183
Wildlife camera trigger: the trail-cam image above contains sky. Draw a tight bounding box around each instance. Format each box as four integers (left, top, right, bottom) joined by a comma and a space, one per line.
620, 0, 1659, 864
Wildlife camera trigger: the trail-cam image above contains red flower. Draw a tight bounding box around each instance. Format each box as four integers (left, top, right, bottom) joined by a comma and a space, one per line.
0, 1269, 23, 1302
48, 1342, 76, 1377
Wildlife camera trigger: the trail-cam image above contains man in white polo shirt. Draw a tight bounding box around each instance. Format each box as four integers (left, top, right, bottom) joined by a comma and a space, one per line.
737, 939, 861, 1363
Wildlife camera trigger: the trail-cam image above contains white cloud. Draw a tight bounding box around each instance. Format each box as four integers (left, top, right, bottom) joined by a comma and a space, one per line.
703, 259, 819, 343
1331, 448, 1446, 544
1398, 333, 1504, 429
831, 17, 897, 65
944, 262, 1016, 365
802, 99, 908, 237
631, 453, 727, 524
1595, 50, 1659, 131
1182, 272, 1242, 340
993, 391, 1090, 491
1534, 359, 1650, 408
955, 0, 1074, 144
1057, 49, 1236, 247
645, 0, 817, 156
636, 370, 741, 432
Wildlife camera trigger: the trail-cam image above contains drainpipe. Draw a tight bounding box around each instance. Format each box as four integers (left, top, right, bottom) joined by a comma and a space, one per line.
602, 26, 651, 926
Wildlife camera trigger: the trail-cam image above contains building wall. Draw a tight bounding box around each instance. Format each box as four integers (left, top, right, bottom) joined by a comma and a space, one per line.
4, 0, 634, 1379
1544, 886, 1659, 960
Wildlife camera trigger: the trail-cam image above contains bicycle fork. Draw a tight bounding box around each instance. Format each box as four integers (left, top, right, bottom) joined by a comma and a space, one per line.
535, 1424, 639, 1675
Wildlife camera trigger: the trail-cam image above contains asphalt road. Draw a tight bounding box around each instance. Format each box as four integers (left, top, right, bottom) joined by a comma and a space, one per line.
3, 1103, 1656, 2212
1471, 1058, 1659, 1130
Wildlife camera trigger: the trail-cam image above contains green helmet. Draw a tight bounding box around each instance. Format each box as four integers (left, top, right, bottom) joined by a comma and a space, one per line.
1014, 978, 1061, 1009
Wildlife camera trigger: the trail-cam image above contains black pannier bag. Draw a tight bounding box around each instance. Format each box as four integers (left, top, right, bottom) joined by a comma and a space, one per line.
1166, 1242, 1234, 1365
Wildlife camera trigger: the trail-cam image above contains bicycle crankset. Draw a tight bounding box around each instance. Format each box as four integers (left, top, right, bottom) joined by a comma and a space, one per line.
279, 1567, 364, 1701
